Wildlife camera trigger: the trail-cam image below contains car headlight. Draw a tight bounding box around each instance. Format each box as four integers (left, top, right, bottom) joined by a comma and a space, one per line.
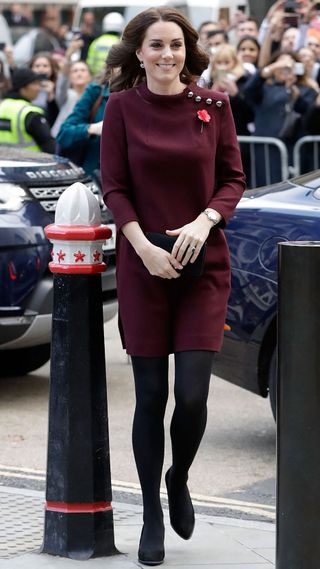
0, 184, 30, 212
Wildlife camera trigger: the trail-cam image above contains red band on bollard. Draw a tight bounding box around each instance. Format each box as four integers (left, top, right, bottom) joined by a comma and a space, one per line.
48, 262, 107, 274
45, 224, 112, 241
46, 501, 112, 513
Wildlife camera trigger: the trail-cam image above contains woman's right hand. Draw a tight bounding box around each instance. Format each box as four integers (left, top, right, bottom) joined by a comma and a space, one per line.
121, 221, 183, 279
41, 79, 55, 101
140, 244, 183, 279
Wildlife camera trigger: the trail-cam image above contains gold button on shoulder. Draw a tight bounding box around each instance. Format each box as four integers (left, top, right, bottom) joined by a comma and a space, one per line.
187, 91, 194, 98
216, 100, 223, 108
206, 98, 213, 105
195, 95, 202, 102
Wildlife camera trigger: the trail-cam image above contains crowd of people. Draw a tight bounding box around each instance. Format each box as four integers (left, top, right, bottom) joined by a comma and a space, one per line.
0, 5, 121, 167
1, 1, 320, 184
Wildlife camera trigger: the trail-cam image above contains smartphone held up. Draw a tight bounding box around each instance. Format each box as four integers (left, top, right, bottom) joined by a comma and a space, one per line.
283, 0, 300, 27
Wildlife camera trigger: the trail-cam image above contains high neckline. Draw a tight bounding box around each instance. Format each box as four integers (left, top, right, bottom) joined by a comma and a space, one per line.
136, 81, 195, 104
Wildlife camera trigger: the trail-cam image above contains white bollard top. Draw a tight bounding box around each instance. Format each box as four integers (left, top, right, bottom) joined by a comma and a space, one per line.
45, 182, 111, 274
55, 182, 101, 226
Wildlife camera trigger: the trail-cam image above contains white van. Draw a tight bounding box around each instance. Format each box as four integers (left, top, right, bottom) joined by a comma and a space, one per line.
72, 0, 248, 32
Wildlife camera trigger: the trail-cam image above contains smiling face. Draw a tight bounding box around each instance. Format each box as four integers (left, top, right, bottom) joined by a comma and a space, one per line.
238, 38, 259, 65
136, 20, 186, 95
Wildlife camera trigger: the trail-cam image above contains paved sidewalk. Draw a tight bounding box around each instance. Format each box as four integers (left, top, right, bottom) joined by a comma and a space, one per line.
0, 485, 275, 568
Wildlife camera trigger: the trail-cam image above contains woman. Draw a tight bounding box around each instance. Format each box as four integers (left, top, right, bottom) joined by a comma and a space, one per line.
101, 7, 245, 566
296, 46, 320, 89
56, 76, 108, 175
29, 51, 60, 126
244, 51, 318, 185
209, 43, 254, 135
208, 43, 254, 184
51, 60, 92, 138
237, 35, 260, 75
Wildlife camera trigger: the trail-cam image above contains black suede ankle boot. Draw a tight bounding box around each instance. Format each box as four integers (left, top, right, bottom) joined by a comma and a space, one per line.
165, 467, 195, 540
138, 521, 165, 566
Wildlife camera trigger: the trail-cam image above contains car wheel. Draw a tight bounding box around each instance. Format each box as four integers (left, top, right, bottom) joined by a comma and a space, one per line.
268, 349, 277, 421
0, 344, 51, 377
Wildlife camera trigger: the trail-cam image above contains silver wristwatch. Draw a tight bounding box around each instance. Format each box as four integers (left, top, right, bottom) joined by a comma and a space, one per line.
203, 209, 220, 226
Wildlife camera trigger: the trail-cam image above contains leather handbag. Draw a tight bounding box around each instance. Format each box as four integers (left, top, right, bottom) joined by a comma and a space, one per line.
146, 232, 207, 277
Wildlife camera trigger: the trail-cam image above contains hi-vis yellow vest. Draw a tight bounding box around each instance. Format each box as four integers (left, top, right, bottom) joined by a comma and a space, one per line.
86, 34, 119, 76
0, 98, 44, 152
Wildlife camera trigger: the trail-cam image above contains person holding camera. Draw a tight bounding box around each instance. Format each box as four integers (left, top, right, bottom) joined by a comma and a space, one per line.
29, 51, 60, 126
244, 50, 318, 184
258, 1, 320, 66
297, 44, 320, 84
258, 4, 301, 69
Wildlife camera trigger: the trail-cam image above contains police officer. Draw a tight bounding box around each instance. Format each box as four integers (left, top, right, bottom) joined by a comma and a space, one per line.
86, 12, 124, 77
0, 68, 55, 153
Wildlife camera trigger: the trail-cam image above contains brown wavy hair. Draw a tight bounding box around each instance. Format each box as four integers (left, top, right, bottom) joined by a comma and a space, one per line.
104, 6, 209, 91
29, 52, 59, 83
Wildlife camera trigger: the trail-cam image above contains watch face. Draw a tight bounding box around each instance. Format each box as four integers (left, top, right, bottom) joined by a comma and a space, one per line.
207, 211, 217, 222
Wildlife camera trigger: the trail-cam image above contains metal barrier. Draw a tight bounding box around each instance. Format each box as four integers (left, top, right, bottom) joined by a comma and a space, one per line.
292, 135, 320, 176
237, 135, 320, 187
237, 135, 289, 189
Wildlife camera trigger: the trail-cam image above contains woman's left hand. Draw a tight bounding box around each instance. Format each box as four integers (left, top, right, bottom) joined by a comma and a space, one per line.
166, 214, 213, 266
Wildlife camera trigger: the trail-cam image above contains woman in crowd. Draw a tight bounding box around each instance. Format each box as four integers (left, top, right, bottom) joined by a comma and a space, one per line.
296, 45, 320, 88
244, 50, 318, 185
51, 60, 92, 138
209, 43, 254, 181
29, 51, 60, 125
237, 35, 260, 74
100, 6, 245, 566
56, 75, 108, 175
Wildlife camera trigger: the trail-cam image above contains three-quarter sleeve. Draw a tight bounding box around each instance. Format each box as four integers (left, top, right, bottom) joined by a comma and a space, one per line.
100, 92, 140, 230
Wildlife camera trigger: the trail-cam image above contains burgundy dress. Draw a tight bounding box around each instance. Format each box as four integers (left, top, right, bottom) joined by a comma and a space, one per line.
100, 81, 245, 356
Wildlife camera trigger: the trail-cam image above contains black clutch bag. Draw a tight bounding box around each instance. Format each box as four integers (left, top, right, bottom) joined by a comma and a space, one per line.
146, 232, 207, 277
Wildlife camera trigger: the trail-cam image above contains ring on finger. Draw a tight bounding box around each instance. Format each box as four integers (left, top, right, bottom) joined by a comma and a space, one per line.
191, 245, 197, 252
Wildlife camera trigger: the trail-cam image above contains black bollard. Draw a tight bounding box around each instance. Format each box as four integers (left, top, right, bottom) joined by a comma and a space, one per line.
277, 241, 320, 569
41, 183, 118, 559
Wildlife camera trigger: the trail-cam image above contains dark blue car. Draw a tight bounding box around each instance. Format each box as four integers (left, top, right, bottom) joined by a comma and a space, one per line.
0, 147, 117, 377
213, 170, 320, 419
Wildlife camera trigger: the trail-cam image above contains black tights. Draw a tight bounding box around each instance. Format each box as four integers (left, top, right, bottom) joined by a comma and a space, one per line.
131, 351, 214, 527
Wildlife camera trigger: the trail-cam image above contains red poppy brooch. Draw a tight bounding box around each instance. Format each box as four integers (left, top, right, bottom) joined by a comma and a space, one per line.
197, 109, 211, 133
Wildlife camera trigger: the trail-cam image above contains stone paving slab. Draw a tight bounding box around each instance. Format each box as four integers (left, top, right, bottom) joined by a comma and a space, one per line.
0, 486, 275, 568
